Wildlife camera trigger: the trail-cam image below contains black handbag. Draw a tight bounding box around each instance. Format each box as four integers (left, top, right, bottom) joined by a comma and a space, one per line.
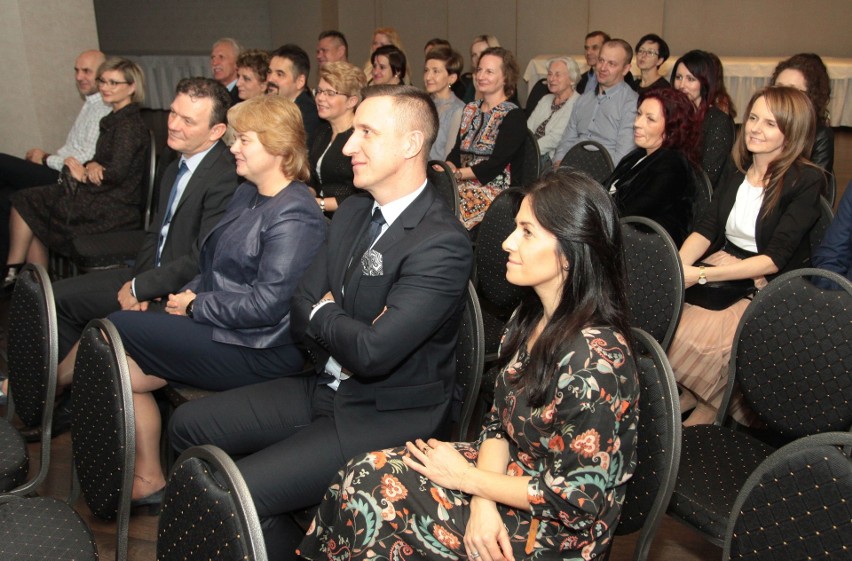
685, 263, 757, 310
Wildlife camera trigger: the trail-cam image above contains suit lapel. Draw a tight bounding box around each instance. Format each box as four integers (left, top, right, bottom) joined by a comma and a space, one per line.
171, 141, 225, 218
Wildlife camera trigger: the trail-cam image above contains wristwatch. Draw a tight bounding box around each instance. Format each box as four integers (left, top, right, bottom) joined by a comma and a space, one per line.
698, 266, 707, 285
186, 299, 196, 318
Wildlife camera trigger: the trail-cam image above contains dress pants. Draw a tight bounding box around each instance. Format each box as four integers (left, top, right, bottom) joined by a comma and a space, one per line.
169, 378, 345, 561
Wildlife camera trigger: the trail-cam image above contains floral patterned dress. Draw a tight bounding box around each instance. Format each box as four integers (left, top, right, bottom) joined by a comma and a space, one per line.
298, 327, 639, 561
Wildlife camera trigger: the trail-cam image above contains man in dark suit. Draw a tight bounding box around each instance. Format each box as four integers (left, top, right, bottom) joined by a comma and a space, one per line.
53, 77, 239, 368
267, 44, 321, 148
169, 85, 473, 560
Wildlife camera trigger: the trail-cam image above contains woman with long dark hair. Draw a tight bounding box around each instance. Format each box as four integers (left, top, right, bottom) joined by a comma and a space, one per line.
669, 86, 824, 426
299, 170, 639, 561
671, 50, 736, 187
602, 87, 701, 245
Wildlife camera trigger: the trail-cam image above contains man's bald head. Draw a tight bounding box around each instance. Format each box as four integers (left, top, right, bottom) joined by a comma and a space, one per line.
75, 50, 106, 96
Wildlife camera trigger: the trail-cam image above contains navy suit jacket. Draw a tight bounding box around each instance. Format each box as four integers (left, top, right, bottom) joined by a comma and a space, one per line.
291, 184, 473, 459
185, 181, 326, 349
132, 140, 239, 301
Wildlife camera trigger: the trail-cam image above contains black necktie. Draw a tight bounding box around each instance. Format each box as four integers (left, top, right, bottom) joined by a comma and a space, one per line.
344, 207, 385, 287
156, 160, 189, 266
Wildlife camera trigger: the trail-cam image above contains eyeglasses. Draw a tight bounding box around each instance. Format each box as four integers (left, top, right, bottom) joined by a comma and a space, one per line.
313, 87, 349, 98
97, 78, 130, 87
637, 49, 660, 57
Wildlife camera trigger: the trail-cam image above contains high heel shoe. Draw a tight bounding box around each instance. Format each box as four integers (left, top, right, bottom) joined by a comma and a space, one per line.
130, 486, 166, 515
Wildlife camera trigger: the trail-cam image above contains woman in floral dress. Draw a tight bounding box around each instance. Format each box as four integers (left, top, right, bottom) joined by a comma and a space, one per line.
299, 170, 639, 561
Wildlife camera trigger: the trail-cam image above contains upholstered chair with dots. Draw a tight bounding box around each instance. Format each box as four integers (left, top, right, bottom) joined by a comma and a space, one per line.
620, 216, 685, 351
668, 269, 852, 547
723, 432, 852, 561
427, 160, 460, 217
0, 264, 59, 495
558, 140, 615, 183
157, 445, 267, 561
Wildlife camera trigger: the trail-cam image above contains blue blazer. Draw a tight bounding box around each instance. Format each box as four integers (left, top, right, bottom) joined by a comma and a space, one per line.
185, 181, 326, 349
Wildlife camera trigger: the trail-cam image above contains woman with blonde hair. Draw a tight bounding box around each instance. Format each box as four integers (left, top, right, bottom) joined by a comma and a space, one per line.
105, 95, 327, 509
310, 61, 366, 214
668, 86, 824, 426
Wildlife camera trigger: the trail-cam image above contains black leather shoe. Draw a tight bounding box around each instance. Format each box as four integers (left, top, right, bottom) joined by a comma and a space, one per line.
21, 392, 72, 443
130, 487, 166, 515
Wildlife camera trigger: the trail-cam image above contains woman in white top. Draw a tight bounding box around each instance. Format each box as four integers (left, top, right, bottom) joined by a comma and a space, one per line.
424, 46, 465, 161
668, 86, 824, 426
527, 56, 580, 168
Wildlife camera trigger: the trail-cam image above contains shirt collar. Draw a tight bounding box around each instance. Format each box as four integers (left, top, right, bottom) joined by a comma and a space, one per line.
180, 141, 219, 173
86, 92, 106, 104
371, 180, 428, 228
597, 79, 628, 97
226, 79, 238, 91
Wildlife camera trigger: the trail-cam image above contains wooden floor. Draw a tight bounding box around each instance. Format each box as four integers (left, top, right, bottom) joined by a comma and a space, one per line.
2, 129, 850, 560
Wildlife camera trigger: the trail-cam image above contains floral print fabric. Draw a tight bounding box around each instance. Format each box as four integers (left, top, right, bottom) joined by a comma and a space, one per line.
298, 327, 639, 560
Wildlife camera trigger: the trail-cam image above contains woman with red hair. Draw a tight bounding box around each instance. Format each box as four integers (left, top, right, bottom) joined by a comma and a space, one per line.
601, 87, 702, 245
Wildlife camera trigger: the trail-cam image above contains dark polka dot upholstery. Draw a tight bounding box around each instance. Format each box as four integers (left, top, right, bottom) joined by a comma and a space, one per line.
427, 160, 460, 217
0, 496, 97, 560
558, 140, 614, 183
451, 283, 484, 441
157, 446, 266, 561
621, 217, 684, 350
0, 419, 27, 492
667, 269, 852, 547
615, 329, 682, 561
725, 433, 852, 561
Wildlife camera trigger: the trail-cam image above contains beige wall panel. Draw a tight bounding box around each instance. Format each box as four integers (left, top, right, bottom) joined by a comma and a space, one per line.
339, 0, 380, 69
1, 0, 100, 155
447, 0, 518, 72
379, 0, 449, 87
269, 1, 323, 55
663, 0, 852, 57
517, 0, 589, 61
589, 0, 665, 48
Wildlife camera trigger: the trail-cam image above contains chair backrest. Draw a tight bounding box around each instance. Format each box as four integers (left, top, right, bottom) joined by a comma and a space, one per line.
559, 140, 614, 183
158, 445, 268, 561
452, 282, 485, 440
142, 129, 158, 229
808, 196, 835, 259
721, 268, 852, 439
473, 188, 528, 309
824, 172, 836, 207
690, 163, 714, 227
5, 264, 58, 495
427, 160, 460, 217
620, 217, 684, 350
517, 128, 541, 187
722, 432, 852, 561
70, 319, 135, 560
615, 328, 682, 561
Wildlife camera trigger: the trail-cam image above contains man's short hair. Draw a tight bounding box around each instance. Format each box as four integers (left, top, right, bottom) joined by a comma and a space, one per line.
175, 77, 231, 127
604, 39, 634, 65
271, 44, 311, 81
213, 37, 242, 56
318, 30, 348, 57
362, 85, 438, 155
586, 30, 611, 42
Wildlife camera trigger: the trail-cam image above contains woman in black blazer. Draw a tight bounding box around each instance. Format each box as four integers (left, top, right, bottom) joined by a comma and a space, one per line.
310, 62, 366, 216
603, 87, 701, 246
668, 87, 824, 426
109, 96, 326, 508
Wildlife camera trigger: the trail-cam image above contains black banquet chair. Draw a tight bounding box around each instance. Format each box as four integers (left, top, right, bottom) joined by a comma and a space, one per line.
427, 159, 460, 217
722, 431, 852, 561
808, 195, 835, 260
667, 268, 852, 547
559, 140, 614, 183
689, 162, 713, 227
517, 128, 541, 187
0, 264, 58, 495
620, 216, 684, 350
451, 281, 485, 441
158, 444, 268, 561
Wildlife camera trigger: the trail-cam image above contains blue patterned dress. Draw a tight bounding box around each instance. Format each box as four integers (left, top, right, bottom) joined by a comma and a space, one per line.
298, 326, 639, 560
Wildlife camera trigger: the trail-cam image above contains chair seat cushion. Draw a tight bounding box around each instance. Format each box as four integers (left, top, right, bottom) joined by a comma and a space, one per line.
0, 496, 97, 560
0, 418, 28, 492
668, 424, 775, 542
71, 230, 146, 269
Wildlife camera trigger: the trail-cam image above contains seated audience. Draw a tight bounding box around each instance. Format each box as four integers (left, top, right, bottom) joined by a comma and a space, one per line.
576, 30, 610, 94
634, 33, 671, 93
527, 56, 581, 168
424, 46, 466, 161
364, 27, 406, 80
298, 170, 639, 561
108, 95, 327, 507
168, 86, 472, 560
316, 30, 348, 67
458, 34, 501, 102
369, 45, 406, 85
310, 61, 366, 215
446, 47, 526, 230
668, 86, 823, 426
671, 50, 736, 187
4, 57, 148, 287
603, 88, 700, 245
211, 38, 242, 105
267, 44, 320, 148
235, 49, 269, 101
553, 39, 639, 167
770, 53, 834, 173
812, 183, 852, 289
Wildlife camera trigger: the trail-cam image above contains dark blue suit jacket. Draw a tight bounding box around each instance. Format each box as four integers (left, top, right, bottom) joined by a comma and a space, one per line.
291, 184, 473, 459
185, 181, 326, 348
